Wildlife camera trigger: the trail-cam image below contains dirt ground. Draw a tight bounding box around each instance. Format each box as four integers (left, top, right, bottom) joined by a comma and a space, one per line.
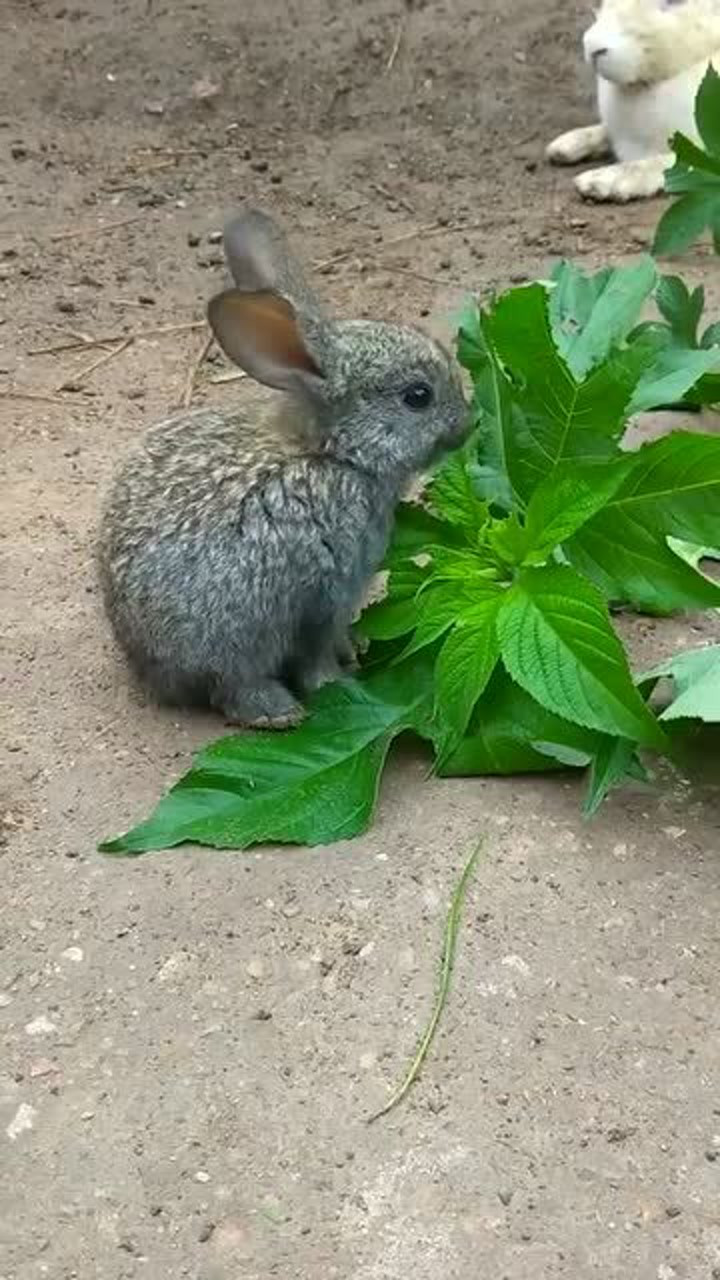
2, 0, 720, 1277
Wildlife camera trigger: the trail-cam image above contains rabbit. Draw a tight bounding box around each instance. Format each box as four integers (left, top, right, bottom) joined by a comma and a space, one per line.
546, 0, 720, 201
97, 209, 470, 728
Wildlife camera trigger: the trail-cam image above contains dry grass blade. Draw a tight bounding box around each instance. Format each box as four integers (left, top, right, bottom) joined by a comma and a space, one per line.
28, 321, 205, 358
50, 214, 146, 243
208, 369, 248, 385
56, 336, 134, 392
386, 17, 405, 71
0, 389, 68, 406
367, 840, 484, 1124
379, 262, 465, 289
181, 329, 214, 407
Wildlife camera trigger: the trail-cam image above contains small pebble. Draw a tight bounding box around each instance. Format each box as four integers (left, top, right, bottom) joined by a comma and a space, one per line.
207, 230, 223, 245
6, 1102, 37, 1140
187, 232, 201, 247
143, 100, 165, 116
198, 1221, 216, 1243
55, 299, 76, 314
29, 1058, 57, 1078
195, 1170, 211, 1183
25, 1015, 57, 1037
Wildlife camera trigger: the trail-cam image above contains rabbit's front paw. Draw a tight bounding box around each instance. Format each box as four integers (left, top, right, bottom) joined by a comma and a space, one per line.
547, 124, 609, 165
218, 680, 305, 730
575, 158, 666, 202
335, 631, 358, 671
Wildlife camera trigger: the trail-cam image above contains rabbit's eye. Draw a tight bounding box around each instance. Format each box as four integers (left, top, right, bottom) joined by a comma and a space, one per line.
402, 381, 434, 411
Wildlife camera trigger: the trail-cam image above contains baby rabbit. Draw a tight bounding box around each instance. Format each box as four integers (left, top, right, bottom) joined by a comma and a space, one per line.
546, 0, 720, 201
98, 209, 469, 728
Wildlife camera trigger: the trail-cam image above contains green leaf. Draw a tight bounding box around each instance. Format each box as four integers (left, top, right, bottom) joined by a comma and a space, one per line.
567, 433, 720, 613
520, 458, 633, 565
100, 659, 435, 854
628, 337, 720, 414
696, 64, 720, 156
640, 644, 720, 722
432, 601, 501, 761
655, 275, 704, 347
437, 666, 609, 776
583, 737, 649, 817
424, 544, 502, 588
387, 502, 462, 561
653, 192, 720, 256
496, 565, 667, 748
549, 258, 657, 378
394, 582, 469, 661
426, 441, 489, 535
701, 321, 720, 349
460, 312, 518, 511
667, 536, 720, 570
482, 283, 653, 499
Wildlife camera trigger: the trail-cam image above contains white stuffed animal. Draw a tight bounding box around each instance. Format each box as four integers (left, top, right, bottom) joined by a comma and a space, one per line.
547, 0, 720, 201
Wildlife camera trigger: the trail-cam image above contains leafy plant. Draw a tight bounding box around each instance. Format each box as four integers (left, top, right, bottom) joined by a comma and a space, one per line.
654, 65, 720, 257
103, 261, 720, 855
629, 275, 720, 407
639, 644, 720, 722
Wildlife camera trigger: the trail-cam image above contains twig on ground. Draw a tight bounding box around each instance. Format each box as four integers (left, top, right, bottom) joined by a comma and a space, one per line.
371, 182, 414, 216
28, 321, 205, 358
313, 247, 355, 272
367, 841, 484, 1124
50, 214, 146, 243
312, 221, 481, 276
0, 389, 68, 406
55, 337, 134, 392
386, 17, 405, 71
378, 262, 465, 289
208, 369, 248, 385
181, 329, 214, 407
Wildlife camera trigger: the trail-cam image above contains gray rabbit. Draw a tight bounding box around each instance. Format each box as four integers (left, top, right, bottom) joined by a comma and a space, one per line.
98, 209, 469, 728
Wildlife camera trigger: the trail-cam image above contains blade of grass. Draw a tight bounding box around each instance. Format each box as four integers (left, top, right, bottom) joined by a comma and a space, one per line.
367, 839, 484, 1123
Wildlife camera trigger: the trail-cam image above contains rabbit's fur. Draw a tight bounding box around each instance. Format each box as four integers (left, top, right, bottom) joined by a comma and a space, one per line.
98, 209, 469, 728
547, 0, 720, 201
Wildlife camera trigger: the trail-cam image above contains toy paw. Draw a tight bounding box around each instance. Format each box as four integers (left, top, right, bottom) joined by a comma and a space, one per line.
547, 127, 600, 165
574, 163, 662, 202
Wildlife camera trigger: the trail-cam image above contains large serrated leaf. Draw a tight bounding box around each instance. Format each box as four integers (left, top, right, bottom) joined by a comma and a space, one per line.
567, 433, 720, 612
496, 565, 667, 748
482, 283, 653, 499
100, 659, 435, 854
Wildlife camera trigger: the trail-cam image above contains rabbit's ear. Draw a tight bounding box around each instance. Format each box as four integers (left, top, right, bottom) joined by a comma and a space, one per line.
207, 287, 325, 395
222, 209, 324, 317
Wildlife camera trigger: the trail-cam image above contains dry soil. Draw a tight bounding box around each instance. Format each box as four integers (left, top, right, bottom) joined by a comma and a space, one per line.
1, 2, 720, 1278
